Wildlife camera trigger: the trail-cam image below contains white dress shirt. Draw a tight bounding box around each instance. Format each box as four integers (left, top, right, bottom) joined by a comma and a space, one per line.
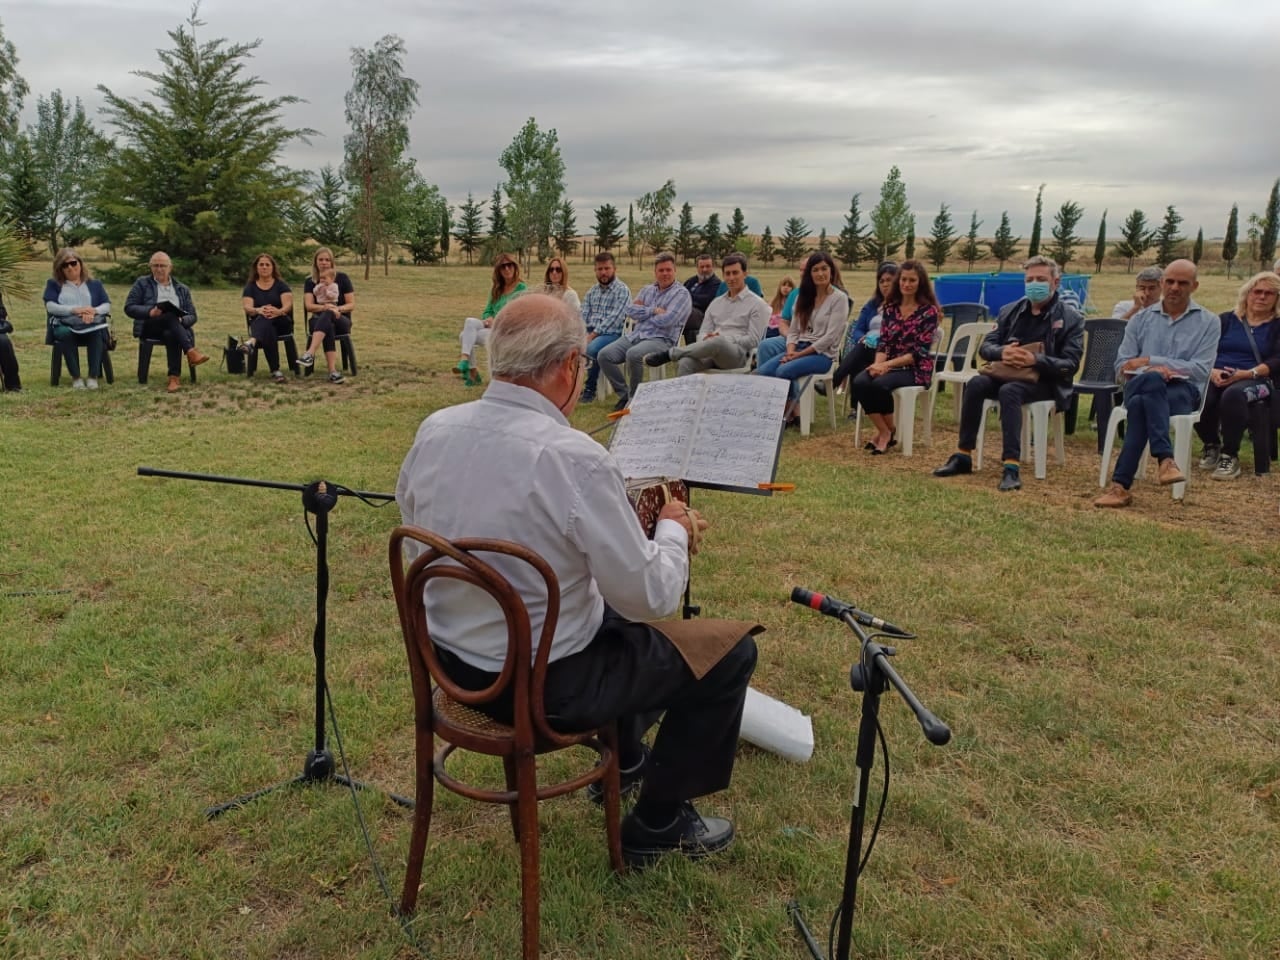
396, 380, 690, 672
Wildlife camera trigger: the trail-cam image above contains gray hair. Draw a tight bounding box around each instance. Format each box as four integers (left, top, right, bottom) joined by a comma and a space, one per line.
1023, 255, 1060, 279
654, 251, 676, 267
488, 293, 586, 381
1136, 266, 1163, 284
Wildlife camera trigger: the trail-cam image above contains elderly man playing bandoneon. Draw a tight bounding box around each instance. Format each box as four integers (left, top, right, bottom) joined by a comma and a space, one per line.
396, 293, 758, 867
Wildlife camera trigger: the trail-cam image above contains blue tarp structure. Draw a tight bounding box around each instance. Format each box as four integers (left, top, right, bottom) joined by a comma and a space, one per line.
934, 272, 1092, 316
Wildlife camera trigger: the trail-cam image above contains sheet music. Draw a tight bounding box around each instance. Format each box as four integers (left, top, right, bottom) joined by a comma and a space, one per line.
609, 376, 702, 480
685, 375, 789, 488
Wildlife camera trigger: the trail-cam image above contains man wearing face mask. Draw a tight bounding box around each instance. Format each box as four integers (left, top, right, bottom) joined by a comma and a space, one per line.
934, 256, 1083, 491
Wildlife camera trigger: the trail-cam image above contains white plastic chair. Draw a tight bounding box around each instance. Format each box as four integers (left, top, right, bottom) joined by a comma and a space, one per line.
850, 327, 945, 456
1098, 383, 1208, 501
922, 321, 997, 445
797, 359, 838, 436
975, 399, 1065, 479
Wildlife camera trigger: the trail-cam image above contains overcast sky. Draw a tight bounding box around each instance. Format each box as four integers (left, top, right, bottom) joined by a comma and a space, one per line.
5, 0, 1278, 240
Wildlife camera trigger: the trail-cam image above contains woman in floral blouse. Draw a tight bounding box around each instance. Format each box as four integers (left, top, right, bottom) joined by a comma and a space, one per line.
849, 259, 940, 453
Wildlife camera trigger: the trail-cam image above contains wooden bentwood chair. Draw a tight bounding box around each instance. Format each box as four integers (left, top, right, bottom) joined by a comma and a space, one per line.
388, 526, 625, 960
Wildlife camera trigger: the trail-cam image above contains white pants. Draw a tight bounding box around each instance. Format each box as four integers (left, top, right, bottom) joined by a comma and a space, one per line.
460, 317, 489, 357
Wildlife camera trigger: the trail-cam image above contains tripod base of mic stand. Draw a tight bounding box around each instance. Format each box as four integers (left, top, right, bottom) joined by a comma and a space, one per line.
206, 749, 415, 820
787, 900, 827, 959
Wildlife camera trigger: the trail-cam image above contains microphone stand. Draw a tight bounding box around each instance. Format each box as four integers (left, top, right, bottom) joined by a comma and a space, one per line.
137, 466, 413, 818
788, 606, 949, 960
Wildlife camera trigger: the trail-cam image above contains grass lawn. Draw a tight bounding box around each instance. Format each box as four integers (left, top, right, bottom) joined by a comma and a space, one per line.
2, 255, 1278, 959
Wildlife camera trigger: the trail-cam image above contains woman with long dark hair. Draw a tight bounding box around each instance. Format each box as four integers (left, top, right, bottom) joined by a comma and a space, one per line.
456, 253, 526, 386
539, 257, 580, 314
754, 251, 849, 422
239, 252, 293, 383
849, 259, 940, 453
829, 261, 899, 397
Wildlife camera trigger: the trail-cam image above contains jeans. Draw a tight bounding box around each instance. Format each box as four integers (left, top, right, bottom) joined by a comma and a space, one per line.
55, 330, 105, 379
957, 374, 1057, 462
756, 334, 787, 367
598, 336, 670, 400
583, 332, 621, 395
755, 351, 832, 400
1111, 371, 1198, 488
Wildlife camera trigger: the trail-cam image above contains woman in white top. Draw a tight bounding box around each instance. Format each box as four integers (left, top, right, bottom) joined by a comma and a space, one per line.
540, 257, 580, 314
44, 248, 112, 389
754, 251, 849, 423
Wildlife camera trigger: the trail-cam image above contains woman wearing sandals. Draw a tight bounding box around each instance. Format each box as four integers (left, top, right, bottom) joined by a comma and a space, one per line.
239, 253, 293, 383
298, 247, 355, 384
455, 253, 526, 386
849, 259, 940, 454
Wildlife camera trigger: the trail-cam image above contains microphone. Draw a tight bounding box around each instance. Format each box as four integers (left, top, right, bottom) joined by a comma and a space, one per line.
790, 586, 911, 637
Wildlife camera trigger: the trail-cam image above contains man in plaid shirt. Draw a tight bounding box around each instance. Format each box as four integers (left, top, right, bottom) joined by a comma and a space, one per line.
579, 252, 632, 403
598, 252, 692, 410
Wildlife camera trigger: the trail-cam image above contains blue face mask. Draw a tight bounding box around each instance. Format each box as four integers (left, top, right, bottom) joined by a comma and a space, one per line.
1025, 280, 1052, 303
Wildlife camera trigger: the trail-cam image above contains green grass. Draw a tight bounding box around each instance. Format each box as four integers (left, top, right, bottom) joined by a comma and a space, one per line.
2, 256, 1278, 959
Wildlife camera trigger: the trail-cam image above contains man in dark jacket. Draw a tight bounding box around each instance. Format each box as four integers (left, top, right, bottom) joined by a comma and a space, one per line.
933, 256, 1084, 491
681, 254, 720, 345
0, 293, 20, 391
123, 251, 209, 393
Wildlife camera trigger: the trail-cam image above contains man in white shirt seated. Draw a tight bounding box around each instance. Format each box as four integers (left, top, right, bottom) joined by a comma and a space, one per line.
396, 293, 758, 868
1112, 266, 1163, 320
643, 254, 769, 375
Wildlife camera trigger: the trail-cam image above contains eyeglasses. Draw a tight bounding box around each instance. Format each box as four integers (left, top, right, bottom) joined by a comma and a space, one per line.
499, 262, 517, 270
549, 267, 563, 274
64, 260, 80, 268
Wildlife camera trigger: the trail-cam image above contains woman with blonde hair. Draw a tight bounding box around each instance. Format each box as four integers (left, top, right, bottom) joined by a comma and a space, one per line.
1194, 271, 1280, 479
298, 247, 355, 384
44, 248, 112, 389
456, 252, 526, 386
539, 257, 580, 314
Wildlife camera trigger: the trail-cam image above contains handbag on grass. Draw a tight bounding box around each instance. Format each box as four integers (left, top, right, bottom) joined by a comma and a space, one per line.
981, 341, 1043, 383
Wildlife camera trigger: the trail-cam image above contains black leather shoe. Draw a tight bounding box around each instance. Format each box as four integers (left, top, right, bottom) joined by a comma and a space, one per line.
933, 453, 973, 477
644, 350, 671, 367
586, 744, 648, 805
998, 466, 1022, 491
578, 391, 596, 404
621, 801, 735, 868
612, 395, 630, 412
814, 381, 828, 397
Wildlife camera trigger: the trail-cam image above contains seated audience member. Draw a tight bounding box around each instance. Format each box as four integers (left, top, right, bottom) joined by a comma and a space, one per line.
540, 257, 581, 314
45, 248, 112, 390
644, 253, 769, 376
124, 251, 209, 394
240, 252, 293, 383
1193, 271, 1280, 479
299, 247, 355, 384
765, 276, 795, 339
715, 269, 764, 299
1094, 259, 1220, 508
933, 256, 1084, 491
456, 252, 525, 386
758, 254, 853, 369
850, 259, 940, 453
682, 254, 720, 345
828, 261, 899, 397
1113, 266, 1164, 320
396, 292, 757, 867
755, 251, 848, 424
578, 252, 631, 403
0, 293, 19, 392
598, 252, 691, 410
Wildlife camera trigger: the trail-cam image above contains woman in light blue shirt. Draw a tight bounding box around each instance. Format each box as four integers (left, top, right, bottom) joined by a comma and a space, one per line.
44, 248, 112, 389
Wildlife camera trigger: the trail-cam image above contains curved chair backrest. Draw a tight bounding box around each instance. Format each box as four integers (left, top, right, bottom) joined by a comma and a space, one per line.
943, 302, 989, 327
944, 321, 996, 374
389, 525, 575, 751
1080, 319, 1128, 384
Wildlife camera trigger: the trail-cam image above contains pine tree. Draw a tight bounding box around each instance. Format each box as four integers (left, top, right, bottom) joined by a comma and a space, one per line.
452, 191, 484, 264
868, 166, 911, 262
904, 219, 915, 259
701, 212, 723, 259
1049, 200, 1084, 268
1092, 210, 1107, 273
1153, 205, 1184, 266
593, 202, 623, 253
958, 211, 984, 271
924, 203, 957, 270
0, 15, 30, 142
1261, 178, 1280, 267
1192, 227, 1203, 266
1028, 184, 1045, 257
1112, 209, 1153, 272
989, 211, 1020, 271
675, 202, 697, 263
780, 216, 810, 265
551, 199, 577, 258
626, 202, 636, 261
817, 227, 831, 253
836, 193, 869, 268
1222, 204, 1239, 278
756, 225, 775, 265
725, 207, 747, 251
488, 185, 508, 244
2, 136, 47, 240
25, 91, 111, 252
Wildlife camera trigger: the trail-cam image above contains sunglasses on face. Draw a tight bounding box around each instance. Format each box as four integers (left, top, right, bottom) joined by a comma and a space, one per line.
549, 267, 563, 274
500, 262, 516, 270
64, 260, 80, 268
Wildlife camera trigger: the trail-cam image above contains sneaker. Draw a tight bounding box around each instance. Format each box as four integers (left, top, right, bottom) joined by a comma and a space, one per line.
328, 370, 344, 384
1198, 444, 1221, 470
72, 379, 87, 390
620, 801, 735, 868
643, 350, 671, 367
86, 379, 99, 390
586, 744, 649, 805
270, 369, 286, 383
298, 352, 315, 369
998, 465, 1022, 491
1211, 454, 1240, 480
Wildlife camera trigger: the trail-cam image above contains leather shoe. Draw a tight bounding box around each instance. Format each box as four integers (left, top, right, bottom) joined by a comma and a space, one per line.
1093, 482, 1133, 508
186, 348, 210, 366
643, 350, 671, 367
621, 801, 735, 868
612, 395, 630, 412
586, 743, 648, 805
998, 466, 1022, 491
1156, 457, 1186, 486
933, 453, 973, 477
166, 375, 180, 393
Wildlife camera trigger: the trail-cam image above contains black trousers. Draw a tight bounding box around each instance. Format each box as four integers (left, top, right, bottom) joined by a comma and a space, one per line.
850, 367, 918, 415
438, 610, 758, 804
309, 310, 351, 352
682, 308, 705, 346
0, 333, 21, 390
832, 342, 875, 391
56, 331, 105, 379
958, 374, 1057, 462
248, 314, 290, 373
141, 315, 193, 377
1195, 380, 1270, 464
